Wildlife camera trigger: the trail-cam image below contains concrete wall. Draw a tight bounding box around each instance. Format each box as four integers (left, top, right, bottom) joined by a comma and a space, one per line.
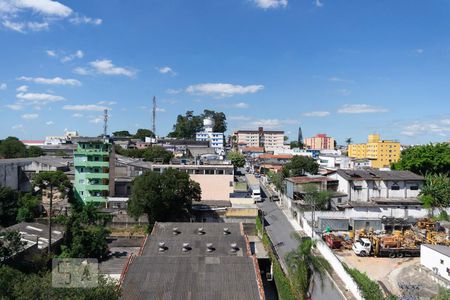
190, 174, 233, 201
0, 162, 31, 192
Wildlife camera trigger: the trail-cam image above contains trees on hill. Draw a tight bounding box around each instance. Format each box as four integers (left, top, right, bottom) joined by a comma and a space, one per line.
168, 110, 227, 139
0, 137, 27, 158
392, 143, 450, 176
134, 128, 155, 140
128, 169, 201, 226
115, 145, 173, 163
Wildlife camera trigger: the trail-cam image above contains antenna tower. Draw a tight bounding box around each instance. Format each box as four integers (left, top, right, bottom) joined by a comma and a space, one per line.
103, 109, 108, 137
152, 96, 156, 134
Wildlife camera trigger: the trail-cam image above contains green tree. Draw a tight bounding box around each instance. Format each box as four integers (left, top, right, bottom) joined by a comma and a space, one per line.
392, 143, 450, 175
33, 171, 71, 254
282, 156, 319, 177
202, 109, 227, 133
290, 141, 299, 149
112, 130, 131, 137
168, 111, 203, 139
285, 237, 331, 300
267, 171, 284, 192
0, 231, 24, 262
345, 137, 352, 146
142, 146, 173, 163
227, 151, 246, 168
432, 287, 450, 300
60, 203, 111, 260
303, 183, 332, 211
133, 128, 155, 140
0, 265, 121, 300
0, 137, 27, 158
26, 146, 45, 157
128, 169, 201, 226
16, 193, 40, 222
0, 186, 19, 227
344, 265, 385, 300
420, 173, 450, 214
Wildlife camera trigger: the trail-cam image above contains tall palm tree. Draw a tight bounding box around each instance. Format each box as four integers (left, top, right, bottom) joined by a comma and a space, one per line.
285, 235, 331, 300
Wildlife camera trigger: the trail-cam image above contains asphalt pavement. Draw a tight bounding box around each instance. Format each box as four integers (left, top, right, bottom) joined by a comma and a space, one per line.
257, 199, 344, 300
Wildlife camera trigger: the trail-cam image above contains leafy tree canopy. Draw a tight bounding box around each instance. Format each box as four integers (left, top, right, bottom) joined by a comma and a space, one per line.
227, 151, 245, 168
0, 231, 24, 262
128, 169, 201, 225
0, 187, 19, 227
115, 145, 173, 163
134, 128, 155, 140
112, 130, 131, 137
16, 193, 40, 222
0, 137, 27, 158
282, 156, 319, 177
392, 143, 450, 175
420, 173, 450, 212
26, 146, 45, 157
33, 171, 72, 196
168, 110, 227, 139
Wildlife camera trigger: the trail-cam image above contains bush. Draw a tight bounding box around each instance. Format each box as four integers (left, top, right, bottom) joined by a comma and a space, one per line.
272, 254, 295, 300
344, 264, 384, 300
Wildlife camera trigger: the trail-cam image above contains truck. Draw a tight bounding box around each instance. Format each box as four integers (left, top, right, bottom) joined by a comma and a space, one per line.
245, 174, 261, 202
352, 237, 420, 258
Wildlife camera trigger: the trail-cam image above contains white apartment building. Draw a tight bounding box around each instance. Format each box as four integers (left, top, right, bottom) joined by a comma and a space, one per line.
421, 244, 450, 283
196, 118, 224, 152
234, 127, 284, 152
330, 169, 424, 204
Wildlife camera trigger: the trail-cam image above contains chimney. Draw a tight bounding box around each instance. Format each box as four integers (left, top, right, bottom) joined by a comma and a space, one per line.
182, 243, 191, 252
197, 227, 205, 235
173, 227, 180, 235
230, 243, 239, 253
158, 242, 167, 252
206, 243, 214, 252
223, 227, 230, 235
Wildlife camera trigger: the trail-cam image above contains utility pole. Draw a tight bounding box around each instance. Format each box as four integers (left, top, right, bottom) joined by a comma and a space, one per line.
152, 96, 156, 135
103, 109, 108, 137
46, 181, 53, 255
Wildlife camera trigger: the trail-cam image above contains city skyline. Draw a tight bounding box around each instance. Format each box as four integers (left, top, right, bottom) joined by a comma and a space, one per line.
1, 0, 449, 144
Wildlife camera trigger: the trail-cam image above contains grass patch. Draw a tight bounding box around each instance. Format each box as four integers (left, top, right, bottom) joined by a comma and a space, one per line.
234, 182, 248, 192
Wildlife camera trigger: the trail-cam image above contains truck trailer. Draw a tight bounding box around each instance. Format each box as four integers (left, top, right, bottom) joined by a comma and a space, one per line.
352, 237, 420, 258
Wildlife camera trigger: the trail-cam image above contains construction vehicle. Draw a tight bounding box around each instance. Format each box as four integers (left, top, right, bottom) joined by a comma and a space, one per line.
323, 233, 343, 249
352, 237, 420, 258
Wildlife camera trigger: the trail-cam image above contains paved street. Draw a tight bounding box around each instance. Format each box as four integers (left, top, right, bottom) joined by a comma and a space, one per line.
257, 199, 344, 300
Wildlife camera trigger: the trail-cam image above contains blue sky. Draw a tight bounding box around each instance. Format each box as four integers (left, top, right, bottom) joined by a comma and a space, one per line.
0, 0, 449, 145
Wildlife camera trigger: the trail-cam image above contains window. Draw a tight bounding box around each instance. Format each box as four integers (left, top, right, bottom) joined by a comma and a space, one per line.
410, 185, 419, 190
441, 259, 444, 265
79, 179, 84, 184
353, 186, 362, 191
391, 184, 400, 191
337, 198, 342, 204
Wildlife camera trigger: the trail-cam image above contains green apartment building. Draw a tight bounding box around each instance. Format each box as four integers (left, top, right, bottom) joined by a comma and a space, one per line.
74, 138, 111, 204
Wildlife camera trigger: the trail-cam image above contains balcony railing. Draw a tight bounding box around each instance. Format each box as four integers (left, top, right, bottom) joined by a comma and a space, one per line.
74, 161, 109, 168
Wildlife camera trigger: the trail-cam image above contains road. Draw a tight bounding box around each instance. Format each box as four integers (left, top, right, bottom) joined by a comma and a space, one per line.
257, 199, 344, 300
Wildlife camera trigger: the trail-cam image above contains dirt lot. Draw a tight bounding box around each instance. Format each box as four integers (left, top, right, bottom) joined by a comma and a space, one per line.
336, 250, 440, 298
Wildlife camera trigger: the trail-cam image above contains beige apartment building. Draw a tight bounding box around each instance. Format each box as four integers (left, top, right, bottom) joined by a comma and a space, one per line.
304, 133, 335, 150
234, 127, 284, 152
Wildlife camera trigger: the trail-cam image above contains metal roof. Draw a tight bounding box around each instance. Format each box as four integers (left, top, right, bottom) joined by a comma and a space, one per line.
422, 244, 450, 257
336, 169, 424, 181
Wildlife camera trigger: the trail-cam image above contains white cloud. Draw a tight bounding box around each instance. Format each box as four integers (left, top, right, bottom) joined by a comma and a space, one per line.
314, 0, 323, 7
45, 120, 54, 125
12, 124, 24, 130
229, 115, 252, 121
337, 104, 388, 114
27, 21, 48, 31
69, 15, 102, 25
250, 118, 297, 128
186, 83, 264, 98
89, 116, 103, 124
328, 76, 354, 83
2, 20, 25, 32
63, 104, 107, 111
401, 118, 450, 137
89, 59, 136, 77
46, 49, 56, 57
0, 83, 6, 90
16, 92, 65, 103
18, 76, 81, 86
232, 102, 249, 109
156, 66, 176, 76
166, 88, 181, 94
73, 67, 89, 75
303, 111, 330, 117
61, 50, 84, 62
5, 103, 24, 110
22, 113, 39, 120
97, 101, 117, 105
337, 88, 351, 96
253, 0, 288, 9
12, 0, 73, 17
16, 85, 28, 92
155, 107, 166, 112
72, 113, 83, 117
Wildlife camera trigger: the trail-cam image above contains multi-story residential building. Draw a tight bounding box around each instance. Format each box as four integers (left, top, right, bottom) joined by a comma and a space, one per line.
73, 138, 112, 204
196, 117, 224, 152
304, 133, 335, 150
233, 127, 284, 152
331, 169, 424, 206
348, 134, 401, 168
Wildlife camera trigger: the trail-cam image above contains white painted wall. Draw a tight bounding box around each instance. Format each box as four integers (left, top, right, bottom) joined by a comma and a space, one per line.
421, 245, 450, 282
